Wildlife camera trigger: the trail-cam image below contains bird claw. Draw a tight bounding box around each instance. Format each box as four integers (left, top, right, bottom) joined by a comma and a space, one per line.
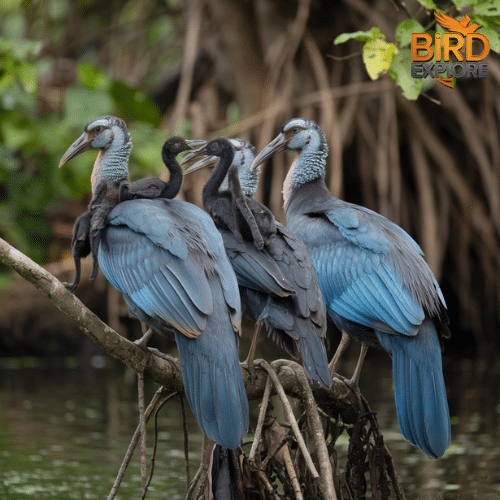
62, 281, 78, 292
333, 372, 363, 410
134, 328, 155, 351
241, 359, 259, 385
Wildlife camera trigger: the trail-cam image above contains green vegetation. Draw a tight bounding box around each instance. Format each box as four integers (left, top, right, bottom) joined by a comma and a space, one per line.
0, 1, 178, 278
335, 0, 500, 99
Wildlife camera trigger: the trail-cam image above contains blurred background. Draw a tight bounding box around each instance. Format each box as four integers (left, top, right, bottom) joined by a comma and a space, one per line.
0, 0, 500, 498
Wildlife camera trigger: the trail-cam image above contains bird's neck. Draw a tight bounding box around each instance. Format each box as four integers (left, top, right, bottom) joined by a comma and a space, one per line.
161, 150, 183, 198
202, 151, 234, 208
219, 168, 257, 197
91, 139, 132, 195
283, 143, 327, 208
238, 169, 258, 197
285, 176, 332, 216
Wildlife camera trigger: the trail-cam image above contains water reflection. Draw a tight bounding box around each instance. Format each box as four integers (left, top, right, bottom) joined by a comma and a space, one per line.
0, 353, 499, 499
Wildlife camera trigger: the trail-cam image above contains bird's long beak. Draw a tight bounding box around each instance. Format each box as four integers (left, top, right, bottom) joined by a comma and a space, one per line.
250, 133, 288, 171
181, 143, 214, 173
183, 155, 218, 175
184, 139, 207, 149
59, 132, 94, 167
179, 141, 209, 173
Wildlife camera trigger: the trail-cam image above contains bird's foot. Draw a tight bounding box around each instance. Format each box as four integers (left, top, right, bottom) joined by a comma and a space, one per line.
241, 359, 259, 385
147, 348, 177, 364
333, 373, 363, 411
134, 329, 154, 351
62, 281, 78, 292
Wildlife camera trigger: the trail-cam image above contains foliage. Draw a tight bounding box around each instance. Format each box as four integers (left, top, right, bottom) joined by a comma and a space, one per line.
335, 0, 500, 99
0, 4, 175, 276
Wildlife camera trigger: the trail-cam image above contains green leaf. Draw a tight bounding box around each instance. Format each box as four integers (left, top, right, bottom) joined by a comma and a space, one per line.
63, 88, 115, 127
469, 14, 500, 29
0, 72, 15, 92
415, 0, 438, 9
16, 63, 37, 93
110, 81, 162, 127
363, 38, 397, 80
1, 121, 34, 149
0, 0, 22, 12
334, 27, 383, 45
478, 26, 500, 52
474, 0, 500, 16
453, 0, 479, 7
128, 122, 166, 176
78, 64, 110, 90
389, 49, 423, 100
395, 19, 425, 48
8, 39, 42, 61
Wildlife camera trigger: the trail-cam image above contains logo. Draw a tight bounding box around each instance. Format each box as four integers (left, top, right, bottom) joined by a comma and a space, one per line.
411, 12, 490, 88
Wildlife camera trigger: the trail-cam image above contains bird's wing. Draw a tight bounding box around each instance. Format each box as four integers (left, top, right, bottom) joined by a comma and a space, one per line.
221, 230, 295, 297
303, 204, 428, 335
99, 199, 241, 338
272, 222, 327, 332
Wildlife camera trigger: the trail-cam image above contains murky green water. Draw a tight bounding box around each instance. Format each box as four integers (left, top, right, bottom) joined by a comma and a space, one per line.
0, 358, 203, 500
0, 353, 499, 499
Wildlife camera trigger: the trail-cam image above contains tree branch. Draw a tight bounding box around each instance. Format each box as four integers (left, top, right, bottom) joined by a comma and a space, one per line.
0, 236, 356, 412
0, 236, 183, 390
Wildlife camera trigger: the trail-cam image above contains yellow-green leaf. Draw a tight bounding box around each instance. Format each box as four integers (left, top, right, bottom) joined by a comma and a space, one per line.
363, 38, 397, 80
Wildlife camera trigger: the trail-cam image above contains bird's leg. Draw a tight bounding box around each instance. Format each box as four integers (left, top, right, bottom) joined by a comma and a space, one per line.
349, 342, 368, 388
135, 326, 155, 351
328, 331, 351, 377
242, 323, 263, 383
340, 342, 369, 412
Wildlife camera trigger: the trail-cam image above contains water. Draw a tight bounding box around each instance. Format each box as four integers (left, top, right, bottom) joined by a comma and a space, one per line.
0, 353, 499, 499
0, 358, 203, 500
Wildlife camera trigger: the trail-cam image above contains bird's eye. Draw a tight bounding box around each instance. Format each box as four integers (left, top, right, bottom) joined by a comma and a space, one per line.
291, 127, 300, 134
95, 126, 102, 133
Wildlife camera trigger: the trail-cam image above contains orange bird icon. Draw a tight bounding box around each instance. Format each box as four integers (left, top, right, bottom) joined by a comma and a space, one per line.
435, 11, 482, 36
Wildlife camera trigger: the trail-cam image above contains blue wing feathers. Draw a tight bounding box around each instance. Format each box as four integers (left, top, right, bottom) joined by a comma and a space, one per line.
286, 182, 450, 456
98, 198, 248, 448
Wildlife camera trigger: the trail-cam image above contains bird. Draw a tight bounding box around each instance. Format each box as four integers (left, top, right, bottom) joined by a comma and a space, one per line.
251, 118, 451, 458
59, 116, 249, 449
434, 11, 482, 36
183, 137, 331, 389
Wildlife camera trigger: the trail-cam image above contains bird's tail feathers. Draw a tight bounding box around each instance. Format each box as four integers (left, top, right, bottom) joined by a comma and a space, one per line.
376, 318, 451, 458
175, 331, 249, 450
211, 445, 240, 500
296, 322, 332, 388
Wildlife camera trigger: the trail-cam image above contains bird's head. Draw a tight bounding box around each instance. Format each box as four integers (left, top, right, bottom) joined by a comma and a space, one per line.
162, 136, 206, 157
251, 118, 328, 207
183, 138, 259, 196
182, 137, 234, 171
251, 118, 327, 171
59, 116, 130, 167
